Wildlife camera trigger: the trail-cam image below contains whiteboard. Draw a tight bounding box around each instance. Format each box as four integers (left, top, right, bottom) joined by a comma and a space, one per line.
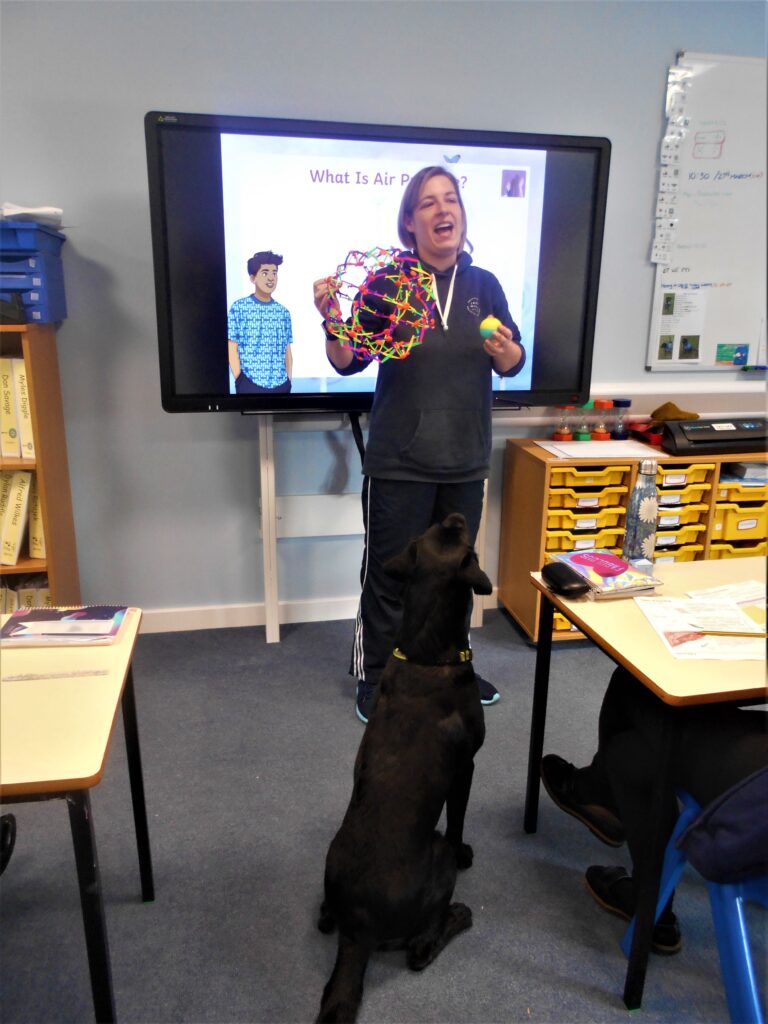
646, 52, 766, 372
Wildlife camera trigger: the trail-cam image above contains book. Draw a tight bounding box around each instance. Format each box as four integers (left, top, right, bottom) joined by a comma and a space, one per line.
0, 470, 32, 565
16, 582, 38, 609
0, 605, 130, 646
552, 548, 662, 600
28, 474, 45, 559
723, 462, 768, 482
0, 472, 12, 530
11, 358, 35, 459
0, 357, 20, 458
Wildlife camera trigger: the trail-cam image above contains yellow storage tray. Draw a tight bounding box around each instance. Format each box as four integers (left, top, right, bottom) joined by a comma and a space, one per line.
716, 480, 768, 503
657, 482, 711, 506
655, 523, 707, 548
553, 611, 582, 634
656, 503, 709, 529
549, 464, 631, 489
547, 485, 628, 510
653, 544, 704, 564
712, 502, 768, 542
709, 540, 768, 559
545, 527, 625, 552
545, 506, 625, 531
657, 463, 715, 488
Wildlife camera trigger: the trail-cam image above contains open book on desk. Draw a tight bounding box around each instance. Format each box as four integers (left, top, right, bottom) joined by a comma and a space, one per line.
552, 549, 662, 600
0, 606, 130, 646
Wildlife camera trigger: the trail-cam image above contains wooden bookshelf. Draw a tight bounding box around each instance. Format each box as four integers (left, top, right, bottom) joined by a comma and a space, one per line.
0, 324, 81, 604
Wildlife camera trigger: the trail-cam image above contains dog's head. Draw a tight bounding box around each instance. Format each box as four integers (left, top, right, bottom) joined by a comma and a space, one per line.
383, 514, 491, 662
384, 513, 492, 596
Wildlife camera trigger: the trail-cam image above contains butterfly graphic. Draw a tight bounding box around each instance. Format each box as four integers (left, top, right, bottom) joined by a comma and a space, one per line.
444, 154, 461, 164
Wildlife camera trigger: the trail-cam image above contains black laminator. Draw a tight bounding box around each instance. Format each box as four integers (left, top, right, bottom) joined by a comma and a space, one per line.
661, 417, 767, 455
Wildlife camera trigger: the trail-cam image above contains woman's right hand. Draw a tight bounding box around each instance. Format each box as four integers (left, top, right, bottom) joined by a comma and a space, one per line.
313, 277, 332, 318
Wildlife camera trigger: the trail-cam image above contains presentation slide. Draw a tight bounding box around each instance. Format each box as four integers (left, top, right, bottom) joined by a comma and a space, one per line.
220, 134, 545, 394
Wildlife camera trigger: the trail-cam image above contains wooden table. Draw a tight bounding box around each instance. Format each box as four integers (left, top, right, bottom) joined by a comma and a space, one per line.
0, 608, 153, 1023
524, 558, 766, 1010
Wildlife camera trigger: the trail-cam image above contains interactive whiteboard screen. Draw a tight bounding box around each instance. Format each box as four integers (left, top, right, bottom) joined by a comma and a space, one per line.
145, 111, 610, 413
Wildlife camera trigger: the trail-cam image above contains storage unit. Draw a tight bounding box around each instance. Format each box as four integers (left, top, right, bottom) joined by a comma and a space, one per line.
0, 221, 67, 322
0, 324, 81, 604
497, 439, 767, 642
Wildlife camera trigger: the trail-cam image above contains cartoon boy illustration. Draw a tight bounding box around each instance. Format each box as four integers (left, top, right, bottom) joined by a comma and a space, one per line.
228, 250, 293, 393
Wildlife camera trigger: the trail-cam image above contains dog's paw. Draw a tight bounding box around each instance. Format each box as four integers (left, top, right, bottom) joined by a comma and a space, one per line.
448, 902, 473, 932
455, 842, 474, 870
406, 936, 435, 972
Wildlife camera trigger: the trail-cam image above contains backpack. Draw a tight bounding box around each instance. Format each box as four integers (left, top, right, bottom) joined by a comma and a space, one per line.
677, 766, 768, 884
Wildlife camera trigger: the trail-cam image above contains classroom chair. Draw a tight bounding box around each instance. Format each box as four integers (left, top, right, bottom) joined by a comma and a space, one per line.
622, 773, 768, 1024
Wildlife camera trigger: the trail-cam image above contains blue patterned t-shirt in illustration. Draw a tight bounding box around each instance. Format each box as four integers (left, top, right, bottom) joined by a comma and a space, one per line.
227, 296, 292, 388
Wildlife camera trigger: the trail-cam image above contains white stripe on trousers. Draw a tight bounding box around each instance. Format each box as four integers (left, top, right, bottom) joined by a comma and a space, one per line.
351, 477, 372, 681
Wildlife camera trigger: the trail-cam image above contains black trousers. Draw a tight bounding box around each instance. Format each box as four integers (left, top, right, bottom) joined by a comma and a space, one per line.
350, 477, 485, 687
235, 374, 291, 394
575, 667, 768, 880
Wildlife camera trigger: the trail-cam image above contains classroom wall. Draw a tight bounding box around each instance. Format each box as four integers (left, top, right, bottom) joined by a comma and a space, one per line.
1, 1, 765, 630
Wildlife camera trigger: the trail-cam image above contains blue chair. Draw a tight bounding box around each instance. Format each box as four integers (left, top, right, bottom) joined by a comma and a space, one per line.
622, 784, 768, 1024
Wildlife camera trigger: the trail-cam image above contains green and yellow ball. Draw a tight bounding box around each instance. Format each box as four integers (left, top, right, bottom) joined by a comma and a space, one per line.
479, 315, 501, 339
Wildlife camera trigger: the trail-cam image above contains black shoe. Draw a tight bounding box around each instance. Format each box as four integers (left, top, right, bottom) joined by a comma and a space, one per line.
540, 754, 625, 847
475, 675, 500, 706
584, 865, 682, 955
0, 814, 16, 876
355, 681, 377, 724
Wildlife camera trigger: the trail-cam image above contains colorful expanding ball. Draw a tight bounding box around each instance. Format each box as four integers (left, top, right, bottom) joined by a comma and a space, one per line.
479, 315, 501, 339
325, 247, 436, 362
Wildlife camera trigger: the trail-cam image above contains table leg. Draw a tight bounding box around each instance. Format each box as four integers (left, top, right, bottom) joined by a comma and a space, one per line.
121, 667, 155, 902
622, 706, 675, 1010
67, 790, 116, 1024
524, 593, 554, 833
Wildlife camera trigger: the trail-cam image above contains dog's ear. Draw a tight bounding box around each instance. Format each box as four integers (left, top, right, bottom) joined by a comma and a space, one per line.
383, 540, 418, 581
460, 552, 493, 595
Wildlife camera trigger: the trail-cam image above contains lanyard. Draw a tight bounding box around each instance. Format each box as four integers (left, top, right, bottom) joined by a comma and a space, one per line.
432, 264, 457, 332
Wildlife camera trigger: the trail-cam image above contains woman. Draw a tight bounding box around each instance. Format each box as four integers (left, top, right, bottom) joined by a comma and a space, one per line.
314, 166, 526, 723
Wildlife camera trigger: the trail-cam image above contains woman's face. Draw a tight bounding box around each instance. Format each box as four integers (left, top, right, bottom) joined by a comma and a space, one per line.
405, 174, 464, 270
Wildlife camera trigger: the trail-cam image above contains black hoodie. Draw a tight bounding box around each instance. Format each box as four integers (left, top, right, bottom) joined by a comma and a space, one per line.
330, 251, 525, 481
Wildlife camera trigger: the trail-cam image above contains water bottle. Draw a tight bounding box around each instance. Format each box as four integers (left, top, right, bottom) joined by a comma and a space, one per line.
622, 459, 659, 563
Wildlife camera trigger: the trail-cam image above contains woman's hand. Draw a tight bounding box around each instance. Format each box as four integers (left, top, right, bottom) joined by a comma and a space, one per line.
483, 323, 523, 374
315, 276, 354, 369
313, 277, 332, 318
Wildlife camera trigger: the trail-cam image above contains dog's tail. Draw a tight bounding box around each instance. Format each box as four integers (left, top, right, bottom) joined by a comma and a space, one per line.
316, 932, 371, 1023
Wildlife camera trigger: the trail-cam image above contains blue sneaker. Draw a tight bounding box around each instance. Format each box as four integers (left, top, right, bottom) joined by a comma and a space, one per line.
476, 675, 500, 706
355, 680, 378, 724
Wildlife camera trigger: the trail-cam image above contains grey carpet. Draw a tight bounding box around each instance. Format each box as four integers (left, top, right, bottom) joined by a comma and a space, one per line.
1, 611, 764, 1022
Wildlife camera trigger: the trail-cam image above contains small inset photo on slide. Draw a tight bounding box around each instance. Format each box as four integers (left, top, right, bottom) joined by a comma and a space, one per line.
679, 335, 700, 360
662, 292, 675, 316
657, 335, 674, 360
501, 170, 527, 197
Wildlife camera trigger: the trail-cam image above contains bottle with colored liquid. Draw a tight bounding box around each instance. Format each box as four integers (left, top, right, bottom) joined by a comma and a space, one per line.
591, 399, 613, 440
611, 398, 632, 439
573, 400, 594, 440
622, 459, 659, 563
553, 405, 575, 441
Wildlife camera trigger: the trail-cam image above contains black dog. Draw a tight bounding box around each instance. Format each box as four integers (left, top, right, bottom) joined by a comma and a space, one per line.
317, 512, 492, 1023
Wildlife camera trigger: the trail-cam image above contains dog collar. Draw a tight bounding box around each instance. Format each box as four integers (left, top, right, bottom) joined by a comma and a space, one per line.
393, 647, 473, 664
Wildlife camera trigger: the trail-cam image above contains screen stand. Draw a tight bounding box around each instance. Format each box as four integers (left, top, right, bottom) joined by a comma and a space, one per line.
258, 414, 280, 643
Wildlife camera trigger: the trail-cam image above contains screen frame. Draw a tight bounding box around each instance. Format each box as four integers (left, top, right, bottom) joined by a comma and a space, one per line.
145, 110, 611, 414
